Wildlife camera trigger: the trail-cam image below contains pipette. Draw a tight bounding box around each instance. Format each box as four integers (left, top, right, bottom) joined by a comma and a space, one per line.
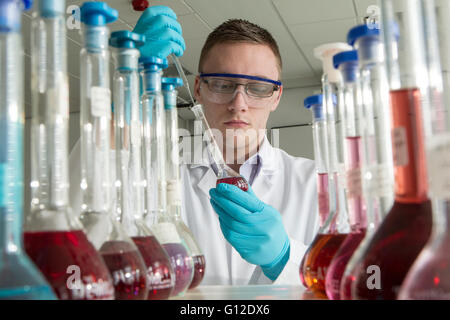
169, 54, 248, 190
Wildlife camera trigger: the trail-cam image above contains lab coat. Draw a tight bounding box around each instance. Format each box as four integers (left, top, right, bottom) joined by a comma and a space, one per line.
179, 136, 319, 286
68, 136, 319, 286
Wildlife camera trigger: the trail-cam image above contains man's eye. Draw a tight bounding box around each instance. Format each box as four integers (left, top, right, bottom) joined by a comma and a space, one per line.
210, 80, 234, 91
248, 84, 273, 95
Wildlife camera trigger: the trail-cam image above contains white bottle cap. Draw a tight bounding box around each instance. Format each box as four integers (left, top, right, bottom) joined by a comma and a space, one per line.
314, 42, 352, 83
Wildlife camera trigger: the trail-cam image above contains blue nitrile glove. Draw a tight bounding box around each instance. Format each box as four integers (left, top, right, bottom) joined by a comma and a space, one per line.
210, 183, 290, 281
133, 5, 186, 59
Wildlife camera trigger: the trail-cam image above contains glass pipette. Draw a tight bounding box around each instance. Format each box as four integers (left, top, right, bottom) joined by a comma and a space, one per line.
169, 54, 248, 190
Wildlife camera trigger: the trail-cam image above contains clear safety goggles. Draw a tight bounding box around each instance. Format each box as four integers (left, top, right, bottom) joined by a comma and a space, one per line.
199, 73, 282, 108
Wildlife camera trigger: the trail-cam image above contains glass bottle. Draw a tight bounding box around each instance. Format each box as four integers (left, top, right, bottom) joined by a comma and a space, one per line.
340, 23, 395, 300
0, 0, 56, 300
162, 77, 206, 290
140, 57, 194, 297
76, 2, 148, 300
325, 50, 368, 300
299, 94, 349, 298
353, 0, 434, 299
299, 44, 352, 298
109, 30, 175, 300
314, 43, 353, 236
398, 0, 450, 300
23, 0, 115, 300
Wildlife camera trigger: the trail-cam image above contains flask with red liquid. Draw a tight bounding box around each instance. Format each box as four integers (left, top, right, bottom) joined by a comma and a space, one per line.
162, 77, 206, 290
76, 2, 148, 300
398, 0, 450, 300
352, 0, 434, 299
24, 0, 115, 300
0, 0, 57, 300
140, 57, 194, 297
299, 43, 353, 298
109, 31, 175, 300
299, 94, 349, 298
339, 23, 395, 300
325, 50, 368, 300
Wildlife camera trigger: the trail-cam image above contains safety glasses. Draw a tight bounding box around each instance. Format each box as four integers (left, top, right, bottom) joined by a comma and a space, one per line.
199, 73, 282, 108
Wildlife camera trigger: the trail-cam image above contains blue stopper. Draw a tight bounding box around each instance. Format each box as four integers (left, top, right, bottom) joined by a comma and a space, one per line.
109, 30, 145, 49
333, 50, 358, 82
304, 94, 324, 120
80, 1, 118, 26
0, 0, 31, 31
139, 56, 168, 71
39, 0, 65, 17
162, 77, 183, 109
347, 24, 380, 46
161, 77, 183, 92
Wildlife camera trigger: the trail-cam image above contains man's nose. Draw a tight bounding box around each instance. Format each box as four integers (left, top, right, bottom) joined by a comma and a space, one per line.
227, 85, 249, 112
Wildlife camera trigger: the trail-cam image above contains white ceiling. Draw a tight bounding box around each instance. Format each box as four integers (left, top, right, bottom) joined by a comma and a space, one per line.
21, 0, 379, 121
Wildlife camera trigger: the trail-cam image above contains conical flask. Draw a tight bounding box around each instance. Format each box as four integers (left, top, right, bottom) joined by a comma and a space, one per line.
76, 2, 148, 300
0, 0, 56, 300
299, 94, 349, 298
23, 0, 114, 300
140, 56, 194, 297
162, 77, 206, 290
109, 30, 175, 300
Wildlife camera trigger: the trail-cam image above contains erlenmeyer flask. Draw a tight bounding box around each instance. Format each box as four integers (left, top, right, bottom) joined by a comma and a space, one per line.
398, 0, 450, 300
162, 77, 206, 290
340, 23, 394, 300
0, 0, 56, 300
325, 50, 368, 300
76, 2, 147, 300
140, 56, 194, 297
300, 94, 349, 298
299, 44, 352, 298
353, 0, 434, 299
23, 0, 114, 300
109, 30, 175, 300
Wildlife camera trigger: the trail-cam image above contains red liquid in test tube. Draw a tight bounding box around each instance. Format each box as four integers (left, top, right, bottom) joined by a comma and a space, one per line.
216, 176, 249, 191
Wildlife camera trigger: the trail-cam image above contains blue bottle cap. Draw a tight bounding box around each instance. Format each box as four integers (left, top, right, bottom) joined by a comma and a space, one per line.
0, 0, 31, 31
39, 0, 65, 18
161, 77, 183, 91
333, 50, 358, 82
333, 50, 358, 69
80, 1, 118, 26
109, 30, 145, 49
304, 94, 324, 120
139, 56, 168, 71
23, 0, 32, 9
303, 94, 323, 109
347, 24, 380, 46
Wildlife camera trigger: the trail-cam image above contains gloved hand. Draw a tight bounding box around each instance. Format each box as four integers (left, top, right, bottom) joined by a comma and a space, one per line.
133, 5, 186, 59
210, 182, 290, 281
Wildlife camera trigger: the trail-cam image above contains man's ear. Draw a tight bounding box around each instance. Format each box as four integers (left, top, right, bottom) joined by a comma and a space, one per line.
194, 75, 202, 103
270, 85, 283, 112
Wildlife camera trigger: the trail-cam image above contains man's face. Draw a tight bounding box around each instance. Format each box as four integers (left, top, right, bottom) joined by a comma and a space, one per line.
194, 42, 283, 159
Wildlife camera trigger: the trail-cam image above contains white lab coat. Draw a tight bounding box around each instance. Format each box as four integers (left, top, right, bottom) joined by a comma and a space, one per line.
68, 136, 319, 286
179, 136, 319, 286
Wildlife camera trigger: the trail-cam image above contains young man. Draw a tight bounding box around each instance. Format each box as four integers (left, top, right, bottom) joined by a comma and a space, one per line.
132, 6, 319, 285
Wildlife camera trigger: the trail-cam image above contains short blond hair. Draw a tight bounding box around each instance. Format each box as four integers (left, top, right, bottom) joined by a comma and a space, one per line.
198, 19, 282, 76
